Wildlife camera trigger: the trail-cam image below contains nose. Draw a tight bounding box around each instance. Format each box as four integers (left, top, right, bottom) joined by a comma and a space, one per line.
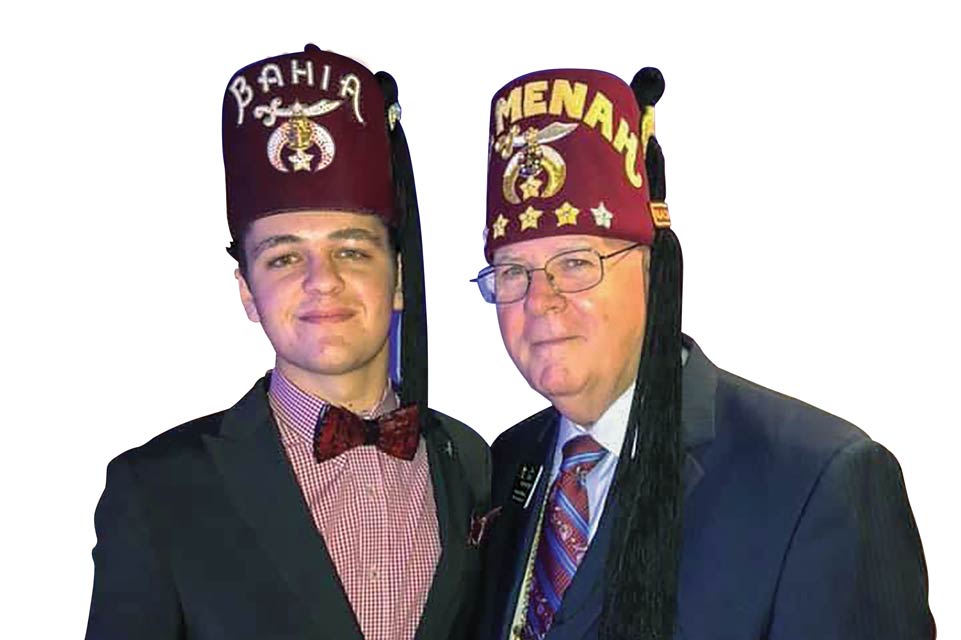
524, 269, 565, 315
302, 253, 345, 295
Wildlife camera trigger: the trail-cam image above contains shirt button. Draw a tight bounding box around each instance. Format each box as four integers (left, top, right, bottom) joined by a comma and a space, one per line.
366, 485, 377, 497
369, 567, 379, 582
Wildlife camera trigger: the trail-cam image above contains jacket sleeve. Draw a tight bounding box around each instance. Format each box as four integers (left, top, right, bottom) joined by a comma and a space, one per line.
85, 455, 184, 640
768, 438, 935, 639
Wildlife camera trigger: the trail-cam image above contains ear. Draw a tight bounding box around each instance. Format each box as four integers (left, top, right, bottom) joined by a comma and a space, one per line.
235, 268, 261, 323
393, 253, 404, 312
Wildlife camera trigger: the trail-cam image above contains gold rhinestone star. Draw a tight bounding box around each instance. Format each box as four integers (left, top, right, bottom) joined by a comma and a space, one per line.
492, 214, 509, 239
554, 201, 580, 227
591, 201, 614, 228
519, 176, 543, 201
519, 205, 543, 231
289, 149, 314, 172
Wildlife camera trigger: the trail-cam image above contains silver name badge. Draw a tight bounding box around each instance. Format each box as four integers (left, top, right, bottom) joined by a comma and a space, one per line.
510, 464, 544, 509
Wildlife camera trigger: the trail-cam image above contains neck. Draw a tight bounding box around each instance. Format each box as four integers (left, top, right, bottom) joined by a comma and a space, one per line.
551, 361, 639, 427
552, 382, 630, 426
275, 356, 391, 415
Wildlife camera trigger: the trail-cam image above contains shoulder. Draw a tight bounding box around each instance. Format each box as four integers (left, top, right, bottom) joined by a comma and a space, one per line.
109, 377, 269, 474
691, 356, 931, 636
426, 408, 491, 501
426, 407, 491, 465
427, 408, 489, 458
704, 367, 909, 523
95, 410, 233, 530
714, 367, 870, 464
108, 410, 227, 476
490, 406, 556, 459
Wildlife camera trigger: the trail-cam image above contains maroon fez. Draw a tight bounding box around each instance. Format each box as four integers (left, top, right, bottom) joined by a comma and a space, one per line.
223, 44, 395, 242
485, 69, 670, 261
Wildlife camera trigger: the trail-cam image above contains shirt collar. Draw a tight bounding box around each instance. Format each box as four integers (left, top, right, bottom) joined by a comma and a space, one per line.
267, 368, 398, 444
557, 344, 691, 456
559, 383, 634, 458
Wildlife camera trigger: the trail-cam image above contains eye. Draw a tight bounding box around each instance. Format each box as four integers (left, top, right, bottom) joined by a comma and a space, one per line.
557, 257, 593, 272
265, 253, 301, 269
496, 264, 527, 282
333, 247, 372, 261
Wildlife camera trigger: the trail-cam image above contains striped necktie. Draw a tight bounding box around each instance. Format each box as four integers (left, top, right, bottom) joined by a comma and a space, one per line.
523, 434, 607, 639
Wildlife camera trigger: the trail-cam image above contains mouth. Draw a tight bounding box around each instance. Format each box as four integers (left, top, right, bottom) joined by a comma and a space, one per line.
297, 308, 356, 324
529, 335, 579, 349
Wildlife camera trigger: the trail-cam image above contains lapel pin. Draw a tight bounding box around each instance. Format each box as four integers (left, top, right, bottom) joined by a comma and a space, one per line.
510, 463, 543, 508
468, 506, 503, 547
443, 440, 455, 459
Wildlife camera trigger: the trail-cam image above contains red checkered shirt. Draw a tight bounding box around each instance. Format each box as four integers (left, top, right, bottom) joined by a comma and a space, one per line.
267, 370, 441, 640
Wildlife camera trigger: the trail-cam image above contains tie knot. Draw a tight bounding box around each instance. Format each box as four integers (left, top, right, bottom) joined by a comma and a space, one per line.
560, 434, 607, 474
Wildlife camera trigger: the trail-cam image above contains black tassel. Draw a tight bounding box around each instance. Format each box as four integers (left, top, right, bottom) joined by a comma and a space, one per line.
646, 135, 666, 203
600, 67, 684, 640
375, 71, 428, 412
600, 228, 683, 640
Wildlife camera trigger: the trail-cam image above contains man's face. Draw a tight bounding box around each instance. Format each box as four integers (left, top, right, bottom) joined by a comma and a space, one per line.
494, 234, 649, 425
237, 210, 401, 383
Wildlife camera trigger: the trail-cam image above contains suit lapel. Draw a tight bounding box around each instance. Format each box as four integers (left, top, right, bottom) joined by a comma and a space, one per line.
414, 412, 478, 639
679, 335, 718, 497
486, 409, 559, 640
202, 378, 362, 640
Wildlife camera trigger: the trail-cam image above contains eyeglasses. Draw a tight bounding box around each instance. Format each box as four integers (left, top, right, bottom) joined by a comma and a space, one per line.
471, 243, 642, 304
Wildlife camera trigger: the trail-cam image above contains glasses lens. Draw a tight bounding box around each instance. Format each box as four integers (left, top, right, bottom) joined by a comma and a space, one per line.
492, 264, 529, 303
474, 270, 498, 303
546, 250, 603, 293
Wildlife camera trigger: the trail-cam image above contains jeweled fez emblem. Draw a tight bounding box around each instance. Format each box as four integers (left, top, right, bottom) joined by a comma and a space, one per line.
495, 121, 578, 205
255, 98, 342, 173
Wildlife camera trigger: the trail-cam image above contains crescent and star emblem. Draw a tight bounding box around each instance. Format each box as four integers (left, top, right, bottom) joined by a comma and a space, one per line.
495, 121, 578, 205
254, 98, 342, 173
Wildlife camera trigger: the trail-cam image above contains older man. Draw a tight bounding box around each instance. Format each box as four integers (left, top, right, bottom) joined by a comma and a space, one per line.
474, 68, 933, 639
85, 46, 489, 640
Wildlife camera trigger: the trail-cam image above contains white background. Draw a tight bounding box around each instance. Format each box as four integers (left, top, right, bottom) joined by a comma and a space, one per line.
2, 0, 958, 636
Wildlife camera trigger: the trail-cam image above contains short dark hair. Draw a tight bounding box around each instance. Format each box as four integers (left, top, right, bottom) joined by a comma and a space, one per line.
226, 218, 400, 281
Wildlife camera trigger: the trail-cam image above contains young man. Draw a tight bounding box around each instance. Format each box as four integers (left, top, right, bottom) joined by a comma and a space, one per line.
474, 68, 933, 639
85, 45, 489, 640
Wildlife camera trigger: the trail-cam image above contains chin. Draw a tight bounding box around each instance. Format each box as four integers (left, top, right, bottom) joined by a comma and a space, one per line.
306, 357, 358, 375
529, 364, 584, 401
278, 344, 356, 374
300, 357, 372, 378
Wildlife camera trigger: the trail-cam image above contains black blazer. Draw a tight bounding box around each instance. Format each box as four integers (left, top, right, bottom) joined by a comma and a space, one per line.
478, 336, 934, 639
85, 376, 491, 640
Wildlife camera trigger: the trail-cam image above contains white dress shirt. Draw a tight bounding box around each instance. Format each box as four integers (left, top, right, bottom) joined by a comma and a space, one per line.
548, 384, 633, 543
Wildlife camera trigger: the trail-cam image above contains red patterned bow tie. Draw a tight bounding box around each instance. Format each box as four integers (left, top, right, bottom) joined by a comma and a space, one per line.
314, 403, 421, 463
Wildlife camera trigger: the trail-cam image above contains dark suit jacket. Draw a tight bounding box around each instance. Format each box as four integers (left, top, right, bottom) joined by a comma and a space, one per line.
478, 336, 934, 639
85, 376, 491, 640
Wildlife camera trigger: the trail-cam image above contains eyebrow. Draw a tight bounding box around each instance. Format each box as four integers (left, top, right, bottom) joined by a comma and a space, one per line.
495, 244, 595, 264
250, 227, 388, 260
251, 234, 303, 259
327, 227, 385, 245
